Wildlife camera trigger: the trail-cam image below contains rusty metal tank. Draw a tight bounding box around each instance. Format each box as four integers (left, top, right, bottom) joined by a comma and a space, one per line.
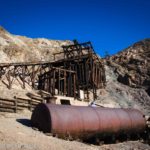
31, 103, 146, 139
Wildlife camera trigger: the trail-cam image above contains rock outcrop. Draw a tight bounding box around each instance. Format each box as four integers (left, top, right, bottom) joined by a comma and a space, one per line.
95, 39, 150, 115
106, 39, 150, 95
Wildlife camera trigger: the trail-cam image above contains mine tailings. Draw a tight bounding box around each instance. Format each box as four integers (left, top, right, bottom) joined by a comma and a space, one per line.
31, 104, 147, 142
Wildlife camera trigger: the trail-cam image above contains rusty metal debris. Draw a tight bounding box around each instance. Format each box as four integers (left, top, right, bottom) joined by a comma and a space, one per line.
31, 104, 146, 140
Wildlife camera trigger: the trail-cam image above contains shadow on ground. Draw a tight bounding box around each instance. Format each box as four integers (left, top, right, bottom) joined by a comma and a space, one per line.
16, 119, 31, 127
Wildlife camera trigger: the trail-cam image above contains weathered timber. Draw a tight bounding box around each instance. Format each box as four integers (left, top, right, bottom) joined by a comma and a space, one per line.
51, 42, 106, 99
0, 41, 106, 101
0, 96, 44, 113
38, 68, 77, 98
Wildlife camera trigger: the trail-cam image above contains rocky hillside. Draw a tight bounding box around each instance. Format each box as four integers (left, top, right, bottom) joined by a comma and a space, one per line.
0, 26, 150, 150
95, 39, 150, 116
96, 65, 150, 115
0, 26, 72, 100
0, 26, 150, 110
106, 39, 150, 94
0, 26, 71, 63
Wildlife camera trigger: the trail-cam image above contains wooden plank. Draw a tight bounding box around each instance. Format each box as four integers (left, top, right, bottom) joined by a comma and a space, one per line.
0, 98, 15, 102
0, 104, 16, 109
0, 107, 15, 113
31, 101, 39, 105
58, 69, 60, 94
0, 101, 14, 105
17, 103, 29, 107
14, 96, 43, 103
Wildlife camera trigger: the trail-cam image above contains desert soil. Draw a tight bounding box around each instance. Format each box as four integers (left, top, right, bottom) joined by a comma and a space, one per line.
0, 111, 149, 150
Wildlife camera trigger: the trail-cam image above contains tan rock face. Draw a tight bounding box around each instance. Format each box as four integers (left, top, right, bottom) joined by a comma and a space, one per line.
0, 26, 73, 104
0, 26, 72, 63
107, 39, 150, 95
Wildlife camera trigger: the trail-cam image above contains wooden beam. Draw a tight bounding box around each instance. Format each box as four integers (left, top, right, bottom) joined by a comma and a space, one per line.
64, 71, 66, 96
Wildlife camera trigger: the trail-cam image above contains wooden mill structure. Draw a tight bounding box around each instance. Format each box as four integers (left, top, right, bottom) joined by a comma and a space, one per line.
0, 41, 106, 101
39, 40, 106, 100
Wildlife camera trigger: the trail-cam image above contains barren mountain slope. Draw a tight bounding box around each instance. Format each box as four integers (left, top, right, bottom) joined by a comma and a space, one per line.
0, 26, 72, 63
95, 39, 150, 115
96, 65, 150, 116
0, 26, 71, 99
107, 39, 150, 93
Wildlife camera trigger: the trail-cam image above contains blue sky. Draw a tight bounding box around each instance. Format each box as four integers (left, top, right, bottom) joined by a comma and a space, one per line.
0, 0, 150, 57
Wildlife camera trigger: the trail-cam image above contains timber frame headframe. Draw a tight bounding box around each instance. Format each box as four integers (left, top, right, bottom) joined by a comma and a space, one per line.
39, 40, 106, 100
0, 40, 106, 101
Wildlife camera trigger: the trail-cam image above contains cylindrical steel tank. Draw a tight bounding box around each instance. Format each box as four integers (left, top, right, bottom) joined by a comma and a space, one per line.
31, 104, 146, 139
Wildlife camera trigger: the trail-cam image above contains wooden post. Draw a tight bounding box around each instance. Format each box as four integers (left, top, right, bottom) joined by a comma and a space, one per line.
54, 54, 55, 60
7, 70, 12, 89
95, 64, 98, 84
69, 72, 72, 96
29, 99, 32, 111
50, 71, 52, 94
73, 73, 76, 99
64, 71, 66, 96
32, 66, 35, 89
58, 69, 60, 95
22, 66, 26, 89
14, 99, 17, 113
53, 69, 56, 95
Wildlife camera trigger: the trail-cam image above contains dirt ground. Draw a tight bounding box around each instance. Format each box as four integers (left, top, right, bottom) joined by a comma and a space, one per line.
0, 111, 149, 150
